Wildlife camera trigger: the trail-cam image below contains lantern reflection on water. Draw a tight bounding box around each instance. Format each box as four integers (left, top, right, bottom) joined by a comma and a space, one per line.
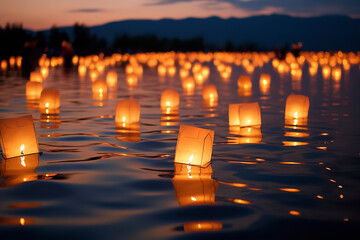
115, 123, 140, 143
174, 125, 214, 167
161, 89, 179, 115
39, 89, 60, 114
285, 94, 309, 126
0, 153, 39, 187
92, 79, 108, 100
115, 100, 140, 129
172, 163, 217, 206
0, 115, 39, 159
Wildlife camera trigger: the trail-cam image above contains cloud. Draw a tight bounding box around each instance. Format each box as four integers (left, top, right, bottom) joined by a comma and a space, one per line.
70, 8, 104, 13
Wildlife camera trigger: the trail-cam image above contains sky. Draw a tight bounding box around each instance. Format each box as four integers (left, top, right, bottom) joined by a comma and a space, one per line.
0, 0, 359, 30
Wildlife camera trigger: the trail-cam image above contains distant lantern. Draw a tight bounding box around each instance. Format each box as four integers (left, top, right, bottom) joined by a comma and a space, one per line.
201, 66, 210, 79
174, 125, 214, 167
30, 71, 42, 83
229, 102, 261, 127
1, 60, 7, 71
194, 72, 205, 85
96, 61, 105, 75
259, 73, 271, 95
9, 56, 16, 68
285, 94, 310, 125
92, 79, 108, 100
89, 69, 99, 82
0, 115, 39, 159
115, 99, 140, 129
157, 64, 167, 77
182, 76, 195, 94
322, 65, 331, 79
202, 84, 218, 101
16, 56, 22, 68
39, 89, 60, 114
126, 74, 138, 87
40, 66, 49, 79
167, 65, 176, 77
161, 89, 180, 115
125, 64, 134, 75
172, 163, 218, 206
332, 66, 341, 82
179, 68, 189, 79
26, 81, 43, 100
237, 75, 252, 92
78, 64, 87, 77
106, 71, 118, 89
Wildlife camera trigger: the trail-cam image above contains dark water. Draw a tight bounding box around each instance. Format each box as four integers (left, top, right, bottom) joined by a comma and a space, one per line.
1, 54, 360, 239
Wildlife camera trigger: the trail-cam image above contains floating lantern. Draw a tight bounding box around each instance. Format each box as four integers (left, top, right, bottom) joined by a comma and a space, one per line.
72, 55, 79, 65
16, 56, 22, 68
95, 61, 105, 75
259, 73, 271, 95
179, 68, 189, 79
26, 81, 43, 100
115, 99, 140, 129
285, 94, 309, 126
9, 56, 15, 68
78, 64, 87, 77
40, 66, 49, 79
172, 163, 217, 206
167, 65, 176, 77
332, 66, 341, 82
229, 102, 261, 127
182, 77, 195, 94
106, 71, 118, 89
202, 84, 218, 101
39, 89, 60, 114
0, 153, 39, 187
126, 74, 138, 88
89, 69, 99, 82
161, 89, 180, 115
237, 75, 252, 92
0, 115, 39, 159
157, 64, 166, 77
291, 68, 302, 81
322, 65, 331, 79
174, 125, 214, 167
92, 79, 108, 100
30, 71, 42, 83
194, 72, 205, 85
1, 60, 7, 71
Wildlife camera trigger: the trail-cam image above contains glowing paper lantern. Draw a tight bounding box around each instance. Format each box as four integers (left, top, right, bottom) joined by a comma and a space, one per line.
78, 64, 87, 77
202, 84, 218, 101
182, 77, 195, 94
322, 65, 331, 79
1, 60, 7, 71
259, 73, 271, 95
30, 71, 42, 83
167, 65, 176, 77
9, 56, 15, 68
106, 71, 118, 89
172, 163, 217, 206
157, 64, 166, 77
40, 67, 49, 79
0, 115, 39, 159
237, 75, 252, 92
285, 94, 309, 125
174, 125, 214, 167
126, 74, 138, 88
115, 99, 140, 128
89, 69, 99, 82
332, 66, 341, 82
26, 81, 43, 100
161, 89, 179, 115
229, 102, 261, 127
92, 79, 108, 100
0, 153, 39, 187
39, 89, 60, 114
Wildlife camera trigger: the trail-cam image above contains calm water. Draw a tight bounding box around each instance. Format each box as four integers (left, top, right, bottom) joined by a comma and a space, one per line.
1, 54, 360, 239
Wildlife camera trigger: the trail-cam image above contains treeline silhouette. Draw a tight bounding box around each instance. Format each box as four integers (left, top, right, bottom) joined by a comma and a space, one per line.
0, 23, 263, 60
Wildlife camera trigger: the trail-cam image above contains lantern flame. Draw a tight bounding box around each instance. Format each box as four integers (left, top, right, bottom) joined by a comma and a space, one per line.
166, 101, 170, 106
20, 144, 25, 155
20, 218, 25, 226
294, 112, 298, 119
188, 154, 194, 164
45, 102, 49, 108
191, 196, 197, 201
247, 119, 251, 125
21, 156, 26, 167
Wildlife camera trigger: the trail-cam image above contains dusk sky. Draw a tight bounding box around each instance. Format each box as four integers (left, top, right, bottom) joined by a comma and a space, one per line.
1, 0, 359, 30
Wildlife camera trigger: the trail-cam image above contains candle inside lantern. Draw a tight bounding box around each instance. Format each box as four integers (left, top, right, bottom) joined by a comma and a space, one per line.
174, 125, 214, 167
115, 99, 140, 129
161, 89, 180, 115
0, 115, 39, 159
39, 89, 60, 114
285, 94, 310, 126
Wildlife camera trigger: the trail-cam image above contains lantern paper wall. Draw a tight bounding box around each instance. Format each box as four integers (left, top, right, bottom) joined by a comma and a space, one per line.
39, 89, 60, 114
92, 79, 108, 100
30, 71, 42, 83
0, 115, 39, 159
161, 89, 179, 115
285, 94, 310, 123
174, 125, 214, 167
172, 163, 218, 206
26, 81, 43, 100
229, 102, 261, 127
115, 100, 140, 129
0, 153, 39, 187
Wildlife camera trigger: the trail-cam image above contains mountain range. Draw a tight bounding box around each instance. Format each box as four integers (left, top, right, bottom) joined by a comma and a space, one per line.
39, 15, 360, 51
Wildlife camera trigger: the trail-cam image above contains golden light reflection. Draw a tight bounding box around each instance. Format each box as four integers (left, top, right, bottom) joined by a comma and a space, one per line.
172, 163, 218, 206
115, 123, 140, 142
183, 221, 223, 232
